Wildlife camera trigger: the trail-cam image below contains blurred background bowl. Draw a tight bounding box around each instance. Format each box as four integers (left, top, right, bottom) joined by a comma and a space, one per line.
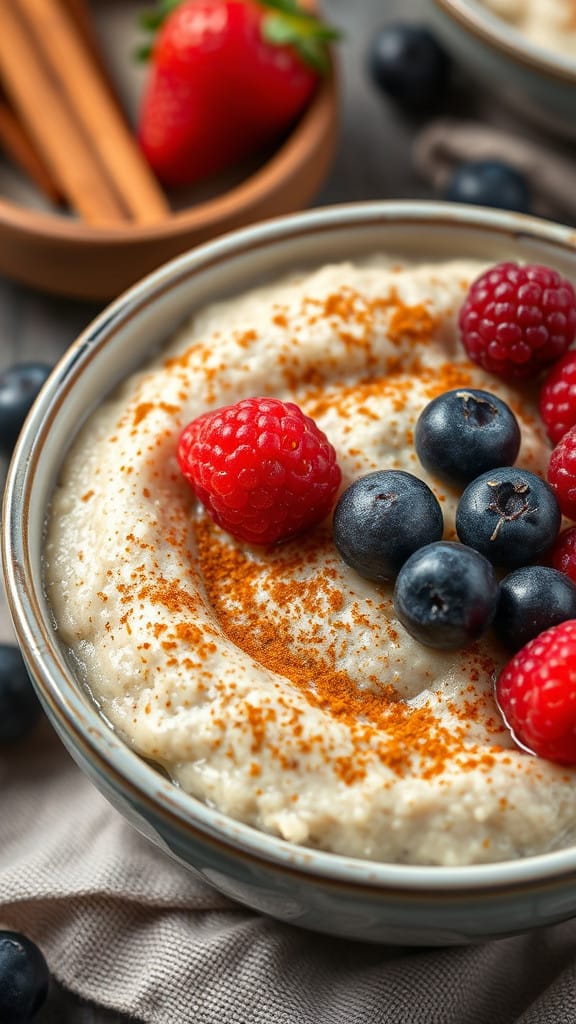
429, 0, 576, 137
5, 200, 576, 946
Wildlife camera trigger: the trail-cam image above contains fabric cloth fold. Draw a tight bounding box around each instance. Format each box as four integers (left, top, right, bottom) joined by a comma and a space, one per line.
413, 118, 576, 223
2, 721, 576, 1023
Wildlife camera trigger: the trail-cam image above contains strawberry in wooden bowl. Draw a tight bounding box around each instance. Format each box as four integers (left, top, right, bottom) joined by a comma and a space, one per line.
0, 0, 338, 299
137, 0, 338, 188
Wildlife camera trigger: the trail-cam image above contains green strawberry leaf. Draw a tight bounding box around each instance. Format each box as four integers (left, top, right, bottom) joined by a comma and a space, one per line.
135, 42, 153, 61
262, 13, 302, 46
136, 0, 182, 60
138, 0, 181, 28
135, 0, 340, 69
294, 34, 329, 74
260, 0, 302, 13
261, 4, 341, 74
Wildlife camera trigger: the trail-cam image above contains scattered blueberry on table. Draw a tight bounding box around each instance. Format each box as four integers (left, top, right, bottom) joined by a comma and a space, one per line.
443, 159, 531, 214
367, 23, 450, 110
0, 645, 43, 746
333, 469, 444, 581
0, 930, 50, 1023
0, 363, 52, 459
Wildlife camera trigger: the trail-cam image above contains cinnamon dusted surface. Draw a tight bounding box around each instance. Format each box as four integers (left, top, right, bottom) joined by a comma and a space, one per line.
44, 257, 575, 866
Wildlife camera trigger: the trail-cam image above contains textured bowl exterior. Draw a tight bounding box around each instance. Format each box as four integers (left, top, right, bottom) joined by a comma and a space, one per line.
430, 0, 576, 136
4, 201, 576, 945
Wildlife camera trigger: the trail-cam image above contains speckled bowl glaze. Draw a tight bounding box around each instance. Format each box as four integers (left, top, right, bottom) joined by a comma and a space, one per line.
430, 0, 576, 136
4, 201, 576, 946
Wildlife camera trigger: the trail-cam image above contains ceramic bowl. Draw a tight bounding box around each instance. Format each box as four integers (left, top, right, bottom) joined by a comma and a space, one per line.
429, 0, 576, 136
4, 201, 576, 946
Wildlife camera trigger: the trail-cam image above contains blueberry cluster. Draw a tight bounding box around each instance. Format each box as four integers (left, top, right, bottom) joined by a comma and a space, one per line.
334, 388, 576, 651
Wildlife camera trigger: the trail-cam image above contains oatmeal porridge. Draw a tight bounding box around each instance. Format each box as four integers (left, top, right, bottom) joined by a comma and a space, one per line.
44, 257, 576, 867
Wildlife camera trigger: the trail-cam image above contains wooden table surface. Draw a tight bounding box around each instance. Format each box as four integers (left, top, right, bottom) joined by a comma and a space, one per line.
0, 0, 567, 1020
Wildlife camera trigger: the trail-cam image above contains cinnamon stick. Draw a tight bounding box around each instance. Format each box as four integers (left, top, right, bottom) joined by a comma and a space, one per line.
0, 93, 62, 202
62, 0, 117, 92
64, 0, 104, 55
0, 0, 169, 225
0, 4, 126, 224
22, 0, 169, 223
0, 0, 112, 205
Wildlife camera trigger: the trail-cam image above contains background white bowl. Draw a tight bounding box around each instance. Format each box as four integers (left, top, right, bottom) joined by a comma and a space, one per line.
4, 200, 576, 946
429, 0, 576, 137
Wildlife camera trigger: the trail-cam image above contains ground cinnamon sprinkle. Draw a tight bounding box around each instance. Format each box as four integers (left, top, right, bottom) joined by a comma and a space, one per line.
304, 362, 474, 423
192, 516, 503, 785
303, 286, 440, 351
91, 271, 515, 796
154, 282, 447, 410
387, 299, 437, 345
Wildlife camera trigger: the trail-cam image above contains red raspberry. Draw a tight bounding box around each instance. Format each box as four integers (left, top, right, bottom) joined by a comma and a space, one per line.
178, 397, 341, 544
548, 425, 576, 520
496, 620, 576, 764
551, 526, 576, 583
540, 349, 576, 444
459, 262, 576, 380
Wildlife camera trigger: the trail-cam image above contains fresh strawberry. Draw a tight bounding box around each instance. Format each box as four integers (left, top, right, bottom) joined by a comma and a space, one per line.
137, 0, 338, 186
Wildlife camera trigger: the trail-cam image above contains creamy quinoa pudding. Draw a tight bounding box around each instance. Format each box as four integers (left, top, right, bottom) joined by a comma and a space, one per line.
44, 257, 576, 867
478, 0, 576, 59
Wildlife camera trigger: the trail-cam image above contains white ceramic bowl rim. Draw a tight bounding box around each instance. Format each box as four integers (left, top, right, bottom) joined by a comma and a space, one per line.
5, 200, 576, 895
436, 0, 576, 81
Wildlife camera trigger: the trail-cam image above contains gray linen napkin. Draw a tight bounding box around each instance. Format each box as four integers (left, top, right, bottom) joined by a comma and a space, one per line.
2, 719, 576, 1023
413, 118, 576, 223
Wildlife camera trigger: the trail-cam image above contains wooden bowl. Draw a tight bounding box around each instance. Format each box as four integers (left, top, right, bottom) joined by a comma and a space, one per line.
0, 4, 338, 301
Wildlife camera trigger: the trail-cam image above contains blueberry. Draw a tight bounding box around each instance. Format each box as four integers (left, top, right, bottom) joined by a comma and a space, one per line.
415, 388, 521, 486
367, 23, 450, 110
0, 363, 52, 458
444, 160, 531, 214
494, 565, 576, 652
0, 931, 50, 1023
333, 470, 444, 581
456, 467, 561, 567
393, 541, 499, 649
0, 645, 42, 745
